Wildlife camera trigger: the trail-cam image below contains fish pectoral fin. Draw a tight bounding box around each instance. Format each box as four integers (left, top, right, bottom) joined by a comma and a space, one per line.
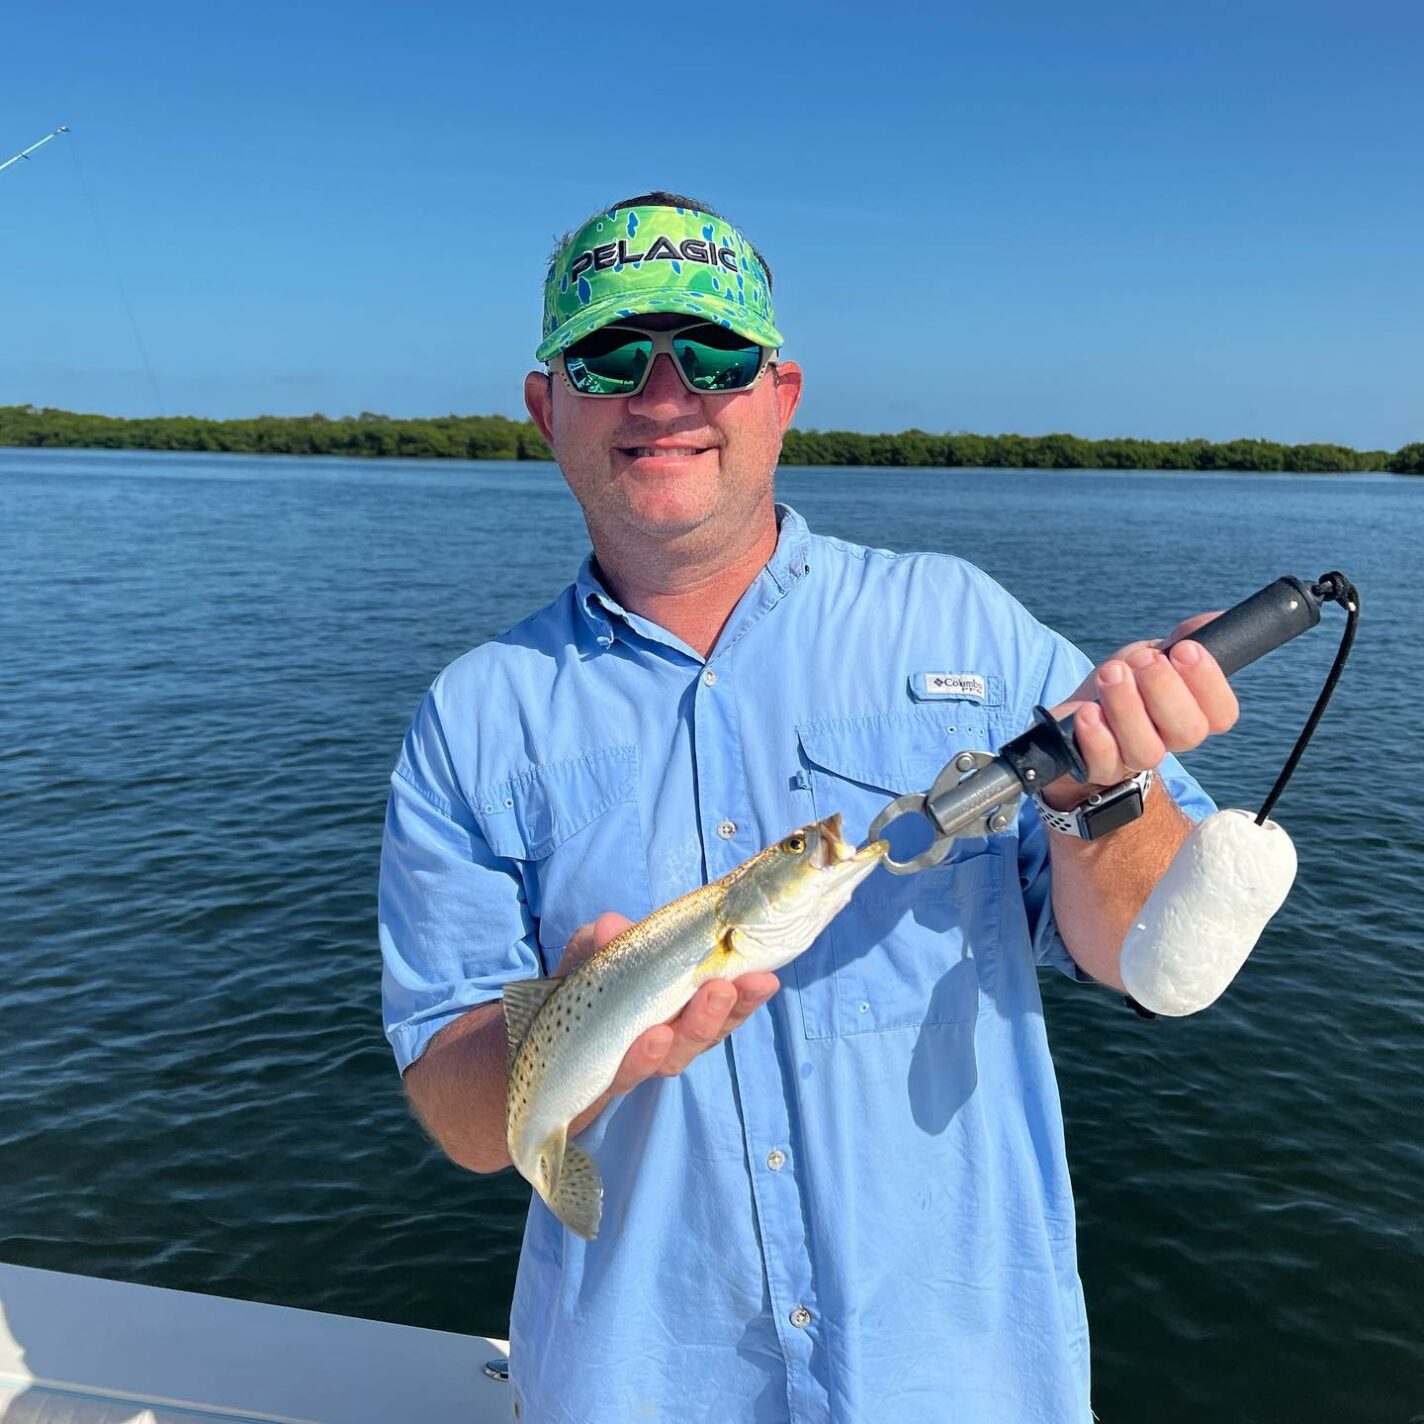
694, 925, 749, 979
502, 976, 564, 1070
546, 1137, 604, 1242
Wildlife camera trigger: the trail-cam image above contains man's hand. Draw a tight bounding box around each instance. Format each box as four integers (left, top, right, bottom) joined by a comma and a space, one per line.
1040, 612, 1240, 811
403, 908, 778, 1175
564, 912, 780, 1092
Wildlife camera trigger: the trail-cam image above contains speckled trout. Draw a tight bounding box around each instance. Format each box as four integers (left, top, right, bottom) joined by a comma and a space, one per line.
503, 814, 886, 1240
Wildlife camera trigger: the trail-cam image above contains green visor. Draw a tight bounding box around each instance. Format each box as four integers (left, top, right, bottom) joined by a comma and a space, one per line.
536, 204, 782, 363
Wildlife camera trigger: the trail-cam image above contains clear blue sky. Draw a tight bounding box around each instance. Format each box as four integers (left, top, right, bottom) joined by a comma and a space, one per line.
3, 0, 1420, 447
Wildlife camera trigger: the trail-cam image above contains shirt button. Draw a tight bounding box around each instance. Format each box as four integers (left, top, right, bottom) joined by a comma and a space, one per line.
789, 1306, 813, 1329
703, 668, 718, 687
716, 820, 737, 839
766, 1148, 786, 1171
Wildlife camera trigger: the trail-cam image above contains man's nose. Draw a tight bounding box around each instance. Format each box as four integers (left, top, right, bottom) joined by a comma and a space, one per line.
627, 352, 699, 416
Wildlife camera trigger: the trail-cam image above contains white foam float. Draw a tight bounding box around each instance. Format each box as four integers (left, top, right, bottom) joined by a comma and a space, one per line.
1121, 809, 1298, 1017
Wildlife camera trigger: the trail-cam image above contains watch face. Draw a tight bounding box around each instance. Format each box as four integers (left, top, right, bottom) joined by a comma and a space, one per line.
1082, 787, 1146, 841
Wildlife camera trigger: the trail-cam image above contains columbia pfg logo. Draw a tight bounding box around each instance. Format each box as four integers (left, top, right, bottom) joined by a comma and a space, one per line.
922, 673, 987, 700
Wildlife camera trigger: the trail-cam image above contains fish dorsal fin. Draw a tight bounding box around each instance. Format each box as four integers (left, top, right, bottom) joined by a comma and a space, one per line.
502, 976, 564, 1069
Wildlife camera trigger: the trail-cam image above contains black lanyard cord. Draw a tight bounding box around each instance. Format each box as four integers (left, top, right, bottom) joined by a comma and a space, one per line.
1255, 571, 1359, 825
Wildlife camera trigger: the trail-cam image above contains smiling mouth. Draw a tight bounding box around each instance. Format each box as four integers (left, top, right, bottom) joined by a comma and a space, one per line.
621, 446, 711, 458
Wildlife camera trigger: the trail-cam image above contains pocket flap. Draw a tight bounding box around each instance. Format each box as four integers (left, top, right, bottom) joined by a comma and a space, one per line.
471, 744, 638, 860
797, 707, 987, 796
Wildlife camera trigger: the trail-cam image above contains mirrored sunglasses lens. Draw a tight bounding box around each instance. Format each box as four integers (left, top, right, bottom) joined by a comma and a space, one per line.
564, 330, 652, 395
673, 327, 763, 391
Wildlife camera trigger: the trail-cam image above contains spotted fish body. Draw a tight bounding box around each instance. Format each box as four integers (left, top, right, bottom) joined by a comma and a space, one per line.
503, 815, 886, 1240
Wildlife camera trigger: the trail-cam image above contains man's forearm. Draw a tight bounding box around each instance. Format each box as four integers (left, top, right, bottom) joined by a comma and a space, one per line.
1044, 780, 1193, 991
403, 1003, 514, 1173
403, 1000, 618, 1175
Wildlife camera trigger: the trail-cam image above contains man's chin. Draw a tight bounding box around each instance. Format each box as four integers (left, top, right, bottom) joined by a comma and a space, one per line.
610, 455, 723, 534
616, 495, 720, 543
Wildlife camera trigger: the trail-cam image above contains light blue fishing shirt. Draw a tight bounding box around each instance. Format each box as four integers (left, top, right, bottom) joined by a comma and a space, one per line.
379, 506, 1213, 1424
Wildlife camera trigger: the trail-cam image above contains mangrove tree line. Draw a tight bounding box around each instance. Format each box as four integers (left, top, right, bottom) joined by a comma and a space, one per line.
1, 406, 1415, 473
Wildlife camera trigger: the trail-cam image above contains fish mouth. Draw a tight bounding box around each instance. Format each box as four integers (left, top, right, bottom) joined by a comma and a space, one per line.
810, 813, 889, 871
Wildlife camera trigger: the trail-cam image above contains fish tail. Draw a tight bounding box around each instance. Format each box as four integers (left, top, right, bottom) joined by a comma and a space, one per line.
540, 1128, 604, 1241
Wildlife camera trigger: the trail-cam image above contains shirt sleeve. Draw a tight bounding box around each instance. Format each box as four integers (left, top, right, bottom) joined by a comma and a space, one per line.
378, 689, 540, 1074
1013, 624, 1218, 982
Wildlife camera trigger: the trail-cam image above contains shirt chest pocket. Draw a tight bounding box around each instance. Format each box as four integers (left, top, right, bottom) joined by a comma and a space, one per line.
470, 745, 653, 972
792, 708, 1006, 1038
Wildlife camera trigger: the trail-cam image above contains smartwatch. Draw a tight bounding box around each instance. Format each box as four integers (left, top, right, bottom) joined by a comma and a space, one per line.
1033, 769, 1154, 842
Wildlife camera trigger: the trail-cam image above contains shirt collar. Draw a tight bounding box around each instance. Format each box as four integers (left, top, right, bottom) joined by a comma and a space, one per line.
766, 503, 811, 595
573, 503, 811, 655
574, 555, 618, 648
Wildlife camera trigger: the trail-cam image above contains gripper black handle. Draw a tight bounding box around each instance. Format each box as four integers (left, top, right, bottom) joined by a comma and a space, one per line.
1156, 575, 1322, 678
999, 576, 1327, 790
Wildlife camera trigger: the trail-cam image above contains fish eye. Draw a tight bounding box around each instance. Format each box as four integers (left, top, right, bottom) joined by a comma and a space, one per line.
781, 833, 807, 854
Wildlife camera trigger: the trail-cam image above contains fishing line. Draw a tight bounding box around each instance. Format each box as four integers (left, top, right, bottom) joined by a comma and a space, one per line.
63, 127, 166, 417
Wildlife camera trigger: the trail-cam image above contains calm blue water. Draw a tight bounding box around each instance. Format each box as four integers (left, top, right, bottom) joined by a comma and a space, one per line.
1, 449, 1419, 1423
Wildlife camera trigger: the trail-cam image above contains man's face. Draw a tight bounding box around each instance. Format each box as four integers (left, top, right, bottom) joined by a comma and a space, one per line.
525, 314, 803, 552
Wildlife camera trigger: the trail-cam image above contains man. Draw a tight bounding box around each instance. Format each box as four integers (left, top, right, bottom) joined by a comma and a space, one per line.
379, 191, 1236, 1423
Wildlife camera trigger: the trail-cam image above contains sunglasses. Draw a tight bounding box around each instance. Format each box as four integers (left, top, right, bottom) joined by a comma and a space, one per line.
552, 321, 774, 398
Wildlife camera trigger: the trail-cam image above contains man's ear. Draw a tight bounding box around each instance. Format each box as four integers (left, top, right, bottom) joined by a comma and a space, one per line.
524, 370, 555, 446
771, 359, 803, 433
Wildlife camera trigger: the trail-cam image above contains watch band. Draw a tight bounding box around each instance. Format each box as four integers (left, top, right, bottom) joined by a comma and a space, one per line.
1034, 769, 1154, 841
